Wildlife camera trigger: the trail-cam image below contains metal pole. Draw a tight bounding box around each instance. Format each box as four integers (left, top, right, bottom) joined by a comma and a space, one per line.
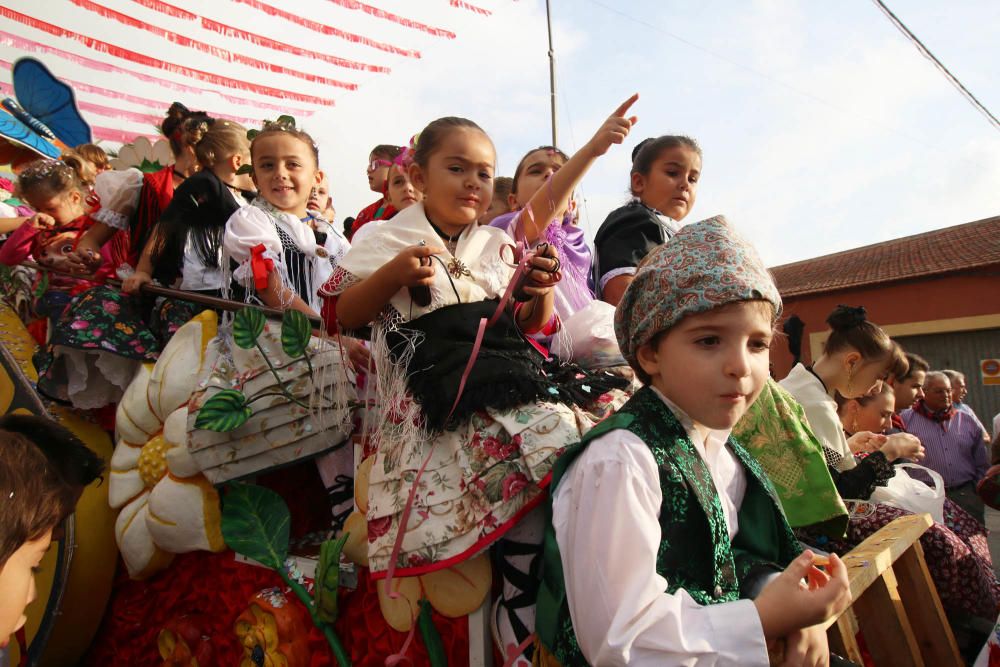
546, 0, 557, 146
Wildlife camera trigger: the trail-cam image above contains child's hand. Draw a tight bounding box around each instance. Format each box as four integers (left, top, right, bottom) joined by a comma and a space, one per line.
585, 93, 639, 159
753, 550, 851, 640
847, 430, 886, 454
69, 236, 104, 271
521, 242, 561, 298
122, 270, 152, 295
389, 244, 444, 289
781, 625, 830, 667
28, 213, 56, 229
343, 337, 372, 372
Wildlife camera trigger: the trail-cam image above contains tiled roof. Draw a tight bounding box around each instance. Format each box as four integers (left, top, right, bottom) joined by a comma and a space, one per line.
770, 216, 1000, 297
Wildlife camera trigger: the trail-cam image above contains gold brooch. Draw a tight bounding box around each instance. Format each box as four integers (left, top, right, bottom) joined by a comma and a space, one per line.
447, 257, 472, 279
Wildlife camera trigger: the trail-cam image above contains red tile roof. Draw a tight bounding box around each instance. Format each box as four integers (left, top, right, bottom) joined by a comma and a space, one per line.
770, 216, 1000, 297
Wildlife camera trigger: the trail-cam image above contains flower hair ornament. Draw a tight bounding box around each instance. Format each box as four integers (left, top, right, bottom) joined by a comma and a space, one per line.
237, 115, 316, 175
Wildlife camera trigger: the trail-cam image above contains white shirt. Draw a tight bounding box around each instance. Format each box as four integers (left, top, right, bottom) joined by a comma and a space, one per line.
779, 363, 857, 471
551, 388, 768, 666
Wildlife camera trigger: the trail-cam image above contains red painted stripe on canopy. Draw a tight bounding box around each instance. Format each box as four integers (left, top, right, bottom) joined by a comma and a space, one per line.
127, 0, 391, 73
0, 31, 318, 116
91, 125, 160, 144
0, 60, 261, 126
232, 0, 421, 58
323, 0, 456, 38
70, 0, 358, 89
0, 7, 337, 105
450, 0, 492, 16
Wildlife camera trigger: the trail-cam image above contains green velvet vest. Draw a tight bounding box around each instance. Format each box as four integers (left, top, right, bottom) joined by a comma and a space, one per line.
535, 387, 802, 665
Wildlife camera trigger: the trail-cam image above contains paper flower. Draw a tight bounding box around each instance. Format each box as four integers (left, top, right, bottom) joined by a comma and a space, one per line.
110, 136, 173, 173
109, 311, 225, 579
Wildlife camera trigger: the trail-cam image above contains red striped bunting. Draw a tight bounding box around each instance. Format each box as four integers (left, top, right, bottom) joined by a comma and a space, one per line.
450, 1, 492, 16
0, 30, 318, 116
70, 0, 358, 89
0, 7, 337, 105
232, 0, 422, 58
128, 0, 391, 73
91, 125, 160, 144
324, 0, 456, 38
0, 80, 160, 126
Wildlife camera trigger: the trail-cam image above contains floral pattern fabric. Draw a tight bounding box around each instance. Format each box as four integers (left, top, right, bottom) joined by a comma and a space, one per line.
365, 389, 626, 578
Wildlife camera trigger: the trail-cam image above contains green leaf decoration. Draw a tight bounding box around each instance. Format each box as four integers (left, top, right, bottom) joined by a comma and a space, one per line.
235, 163, 253, 175
275, 114, 296, 129
233, 307, 265, 349
418, 599, 448, 667
194, 389, 252, 432
281, 309, 312, 358
314, 533, 349, 624
221, 482, 290, 570
247, 128, 260, 141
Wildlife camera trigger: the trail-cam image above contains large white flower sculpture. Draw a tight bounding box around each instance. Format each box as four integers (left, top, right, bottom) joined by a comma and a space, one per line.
109, 136, 173, 172
109, 311, 225, 579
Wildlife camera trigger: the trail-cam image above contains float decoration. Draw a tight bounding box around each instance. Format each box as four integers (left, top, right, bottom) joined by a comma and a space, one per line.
157, 615, 213, 666
234, 588, 310, 667
110, 135, 174, 172
222, 481, 351, 666
186, 307, 355, 483
110, 310, 226, 579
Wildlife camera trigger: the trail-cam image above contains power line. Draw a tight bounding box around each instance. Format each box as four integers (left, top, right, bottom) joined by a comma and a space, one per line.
581, 0, 997, 155
870, 0, 999, 131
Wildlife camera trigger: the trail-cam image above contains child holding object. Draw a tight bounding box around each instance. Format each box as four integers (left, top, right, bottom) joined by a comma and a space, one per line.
536, 217, 851, 666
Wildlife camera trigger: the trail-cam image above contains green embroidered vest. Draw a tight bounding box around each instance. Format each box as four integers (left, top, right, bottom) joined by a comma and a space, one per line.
535, 387, 802, 665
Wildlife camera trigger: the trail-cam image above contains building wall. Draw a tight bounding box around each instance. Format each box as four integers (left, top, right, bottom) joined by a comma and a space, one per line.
772, 266, 1000, 380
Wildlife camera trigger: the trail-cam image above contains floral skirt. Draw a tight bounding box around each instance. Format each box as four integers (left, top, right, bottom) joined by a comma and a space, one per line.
365, 389, 628, 578
35, 285, 161, 409
827, 498, 1000, 620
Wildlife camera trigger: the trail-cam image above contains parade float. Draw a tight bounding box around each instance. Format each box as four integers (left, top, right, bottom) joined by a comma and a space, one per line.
0, 57, 492, 666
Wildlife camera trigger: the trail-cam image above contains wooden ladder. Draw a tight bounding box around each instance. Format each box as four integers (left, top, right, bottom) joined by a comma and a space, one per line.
823, 512, 964, 666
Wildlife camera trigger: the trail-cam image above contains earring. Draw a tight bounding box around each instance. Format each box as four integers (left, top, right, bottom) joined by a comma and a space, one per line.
851, 416, 859, 434
847, 366, 855, 397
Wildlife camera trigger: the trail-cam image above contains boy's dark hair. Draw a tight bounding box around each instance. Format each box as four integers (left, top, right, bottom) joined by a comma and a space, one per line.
370, 144, 404, 161
824, 305, 907, 378
895, 352, 929, 382
511, 146, 569, 195
629, 135, 702, 195
0, 431, 75, 565
492, 176, 513, 202
412, 117, 489, 168
0, 414, 104, 489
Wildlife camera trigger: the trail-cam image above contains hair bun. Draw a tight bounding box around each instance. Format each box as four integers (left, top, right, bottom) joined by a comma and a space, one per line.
631, 138, 654, 164
827, 304, 868, 331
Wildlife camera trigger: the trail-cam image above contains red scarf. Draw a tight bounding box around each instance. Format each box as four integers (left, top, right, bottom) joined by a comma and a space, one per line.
912, 398, 955, 427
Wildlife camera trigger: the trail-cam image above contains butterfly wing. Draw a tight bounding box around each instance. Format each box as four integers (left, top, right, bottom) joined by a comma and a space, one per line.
12, 58, 91, 147
0, 109, 61, 166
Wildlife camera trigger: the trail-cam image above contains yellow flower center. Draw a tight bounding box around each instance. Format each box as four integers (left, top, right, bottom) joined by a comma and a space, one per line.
137, 434, 170, 488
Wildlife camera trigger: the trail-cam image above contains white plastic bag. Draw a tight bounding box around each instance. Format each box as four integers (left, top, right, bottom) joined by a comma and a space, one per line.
551, 301, 626, 369
869, 463, 945, 523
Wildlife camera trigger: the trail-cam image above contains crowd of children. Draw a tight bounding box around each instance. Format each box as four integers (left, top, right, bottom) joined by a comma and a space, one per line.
2, 94, 999, 667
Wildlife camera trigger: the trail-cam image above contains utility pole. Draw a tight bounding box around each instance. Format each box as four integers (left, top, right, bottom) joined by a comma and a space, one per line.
545, 0, 557, 146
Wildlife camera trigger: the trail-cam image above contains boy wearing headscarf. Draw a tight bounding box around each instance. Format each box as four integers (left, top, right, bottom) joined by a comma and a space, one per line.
535, 217, 851, 666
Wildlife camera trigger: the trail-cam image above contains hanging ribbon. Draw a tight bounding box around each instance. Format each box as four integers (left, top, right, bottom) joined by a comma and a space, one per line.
249, 244, 274, 291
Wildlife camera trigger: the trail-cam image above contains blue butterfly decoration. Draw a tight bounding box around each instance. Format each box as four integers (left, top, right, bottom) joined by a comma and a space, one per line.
0, 58, 91, 165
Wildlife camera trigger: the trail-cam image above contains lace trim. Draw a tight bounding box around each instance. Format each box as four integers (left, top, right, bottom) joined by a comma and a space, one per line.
92, 207, 130, 230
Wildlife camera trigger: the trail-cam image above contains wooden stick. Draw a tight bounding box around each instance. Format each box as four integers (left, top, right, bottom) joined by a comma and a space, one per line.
19, 261, 323, 327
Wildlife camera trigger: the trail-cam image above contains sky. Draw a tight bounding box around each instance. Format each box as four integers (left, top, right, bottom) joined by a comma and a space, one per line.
0, 0, 997, 266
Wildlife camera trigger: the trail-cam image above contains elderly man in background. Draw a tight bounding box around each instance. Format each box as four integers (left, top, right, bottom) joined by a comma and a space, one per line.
902, 371, 989, 523
943, 369, 990, 443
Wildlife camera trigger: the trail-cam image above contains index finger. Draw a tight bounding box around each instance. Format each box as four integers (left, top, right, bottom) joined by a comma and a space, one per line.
613, 93, 639, 117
